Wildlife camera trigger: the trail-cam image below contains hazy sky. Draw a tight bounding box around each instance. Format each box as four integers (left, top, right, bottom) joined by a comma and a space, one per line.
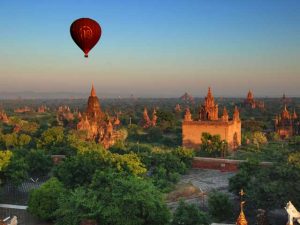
0, 0, 299, 97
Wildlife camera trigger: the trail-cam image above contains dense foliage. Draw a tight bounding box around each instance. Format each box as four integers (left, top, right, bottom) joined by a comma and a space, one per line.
208, 191, 233, 222
229, 159, 300, 210
198, 133, 228, 157
28, 178, 65, 220
55, 170, 171, 225
172, 200, 210, 225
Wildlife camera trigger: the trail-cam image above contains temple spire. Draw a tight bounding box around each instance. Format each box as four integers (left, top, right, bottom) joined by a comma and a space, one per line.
233, 106, 240, 121
91, 83, 96, 97
222, 107, 229, 122
236, 189, 248, 225
207, 87, 213, 98
293, 109, 298, 119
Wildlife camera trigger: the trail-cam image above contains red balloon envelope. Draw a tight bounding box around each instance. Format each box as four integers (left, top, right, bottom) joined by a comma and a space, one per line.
70, 18, 101, 58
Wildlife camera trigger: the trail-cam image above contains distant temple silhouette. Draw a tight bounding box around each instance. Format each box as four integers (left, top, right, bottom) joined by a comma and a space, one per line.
243, 90, 264, 110
182, 87, 241, 150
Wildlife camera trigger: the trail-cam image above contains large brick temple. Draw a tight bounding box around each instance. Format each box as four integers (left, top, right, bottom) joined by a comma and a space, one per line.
182, 87, 241, 150
77, 84, 122, 148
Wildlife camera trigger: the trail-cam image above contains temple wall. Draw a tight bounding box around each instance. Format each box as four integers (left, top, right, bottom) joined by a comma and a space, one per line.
182, 120, 241, 149
192, 157, 272, 172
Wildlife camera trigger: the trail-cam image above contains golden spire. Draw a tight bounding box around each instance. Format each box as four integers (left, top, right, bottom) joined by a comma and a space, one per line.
236, 189, 248, 225
91, 83, 96, 97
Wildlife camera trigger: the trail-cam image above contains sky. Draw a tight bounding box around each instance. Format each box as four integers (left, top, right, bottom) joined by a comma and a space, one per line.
0, 0, 299, 98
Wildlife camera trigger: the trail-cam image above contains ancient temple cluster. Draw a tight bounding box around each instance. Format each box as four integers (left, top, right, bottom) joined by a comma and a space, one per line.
182, 87, 241, 149
141, 107, 157, 128
275, 105, 299, 138
76, 84, 122, 148
244, 90, 264, 109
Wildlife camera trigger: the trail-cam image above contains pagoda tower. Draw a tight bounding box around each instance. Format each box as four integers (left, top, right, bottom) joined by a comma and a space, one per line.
86, 84, 104, 120
199, 87, 219, 121
142, 107, 151, 128
151, 109, 158, 126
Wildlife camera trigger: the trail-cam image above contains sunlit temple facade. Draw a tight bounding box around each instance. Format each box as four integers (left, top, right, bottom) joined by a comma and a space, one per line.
182, 87, 241, 150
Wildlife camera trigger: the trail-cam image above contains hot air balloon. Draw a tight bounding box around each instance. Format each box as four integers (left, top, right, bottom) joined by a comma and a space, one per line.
70, 18, 101, 58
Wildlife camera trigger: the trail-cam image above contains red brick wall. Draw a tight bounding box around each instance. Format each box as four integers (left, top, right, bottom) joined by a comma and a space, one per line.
192, 157, 272, 172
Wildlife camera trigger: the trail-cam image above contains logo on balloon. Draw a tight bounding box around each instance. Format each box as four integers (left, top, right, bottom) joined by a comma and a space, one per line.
79, 26, 93, 40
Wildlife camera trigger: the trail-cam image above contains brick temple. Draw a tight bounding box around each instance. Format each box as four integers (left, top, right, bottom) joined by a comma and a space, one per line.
182, 87, 241, 150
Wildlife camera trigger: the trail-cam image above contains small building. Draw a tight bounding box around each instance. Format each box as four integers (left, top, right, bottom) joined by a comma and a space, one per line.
182, 87, 241, 150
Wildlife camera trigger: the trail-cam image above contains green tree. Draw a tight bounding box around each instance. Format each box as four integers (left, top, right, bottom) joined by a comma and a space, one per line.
200, 133, 227, 157
252, 131, 268, 150
28, 177, 65, 221
21, 122, 39, 134
147, 127, 163, 142
246, 163, 300, 209
3, 155, 29, 186
26, 149, 52, 177
208, 191, 233, 222
18, 134, 32, 148
39, 126, 65, 148
172, 200, 210, 225
2, 133, 18, 149
55, 170, 171, 225
0, 150, 12, 172
54, 149, 146, 189
156, 110, 176, 130
229, 159, 260, 194
288, 152, 300, 168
